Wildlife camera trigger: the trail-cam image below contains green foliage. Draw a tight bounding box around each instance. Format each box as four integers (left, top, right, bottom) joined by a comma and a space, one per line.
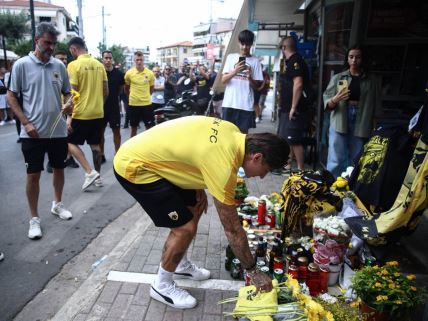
235, 180, 249, 200
315, 297, 365, 321
11, 39, 33, 57
55, 41, 74, 63
0, 10, 29, 39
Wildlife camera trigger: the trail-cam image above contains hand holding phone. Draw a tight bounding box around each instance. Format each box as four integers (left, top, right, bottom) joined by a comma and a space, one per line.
337, 79, 348, 93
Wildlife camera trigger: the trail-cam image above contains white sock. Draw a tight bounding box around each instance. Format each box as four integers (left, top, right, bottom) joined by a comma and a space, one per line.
176, 251, 189, 270
156, 265, 173, 288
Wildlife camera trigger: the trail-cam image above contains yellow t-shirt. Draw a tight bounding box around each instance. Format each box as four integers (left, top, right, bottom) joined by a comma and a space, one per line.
67, 54, 107, 120
124, 67, 155, 106
113, 116, 245, 205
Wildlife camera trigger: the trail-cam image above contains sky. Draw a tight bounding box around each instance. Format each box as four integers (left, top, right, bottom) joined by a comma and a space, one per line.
52, 0, 244, 60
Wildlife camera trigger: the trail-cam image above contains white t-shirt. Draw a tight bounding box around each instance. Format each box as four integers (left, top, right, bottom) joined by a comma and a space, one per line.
222, 53, 263, 111
152, 75, 165, 104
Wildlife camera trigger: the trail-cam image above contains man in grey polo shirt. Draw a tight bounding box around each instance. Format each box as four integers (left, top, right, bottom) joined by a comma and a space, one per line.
7, 22, 73, 240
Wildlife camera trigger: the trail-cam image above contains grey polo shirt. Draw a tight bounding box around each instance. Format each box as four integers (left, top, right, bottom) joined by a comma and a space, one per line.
9, 52, 71, 138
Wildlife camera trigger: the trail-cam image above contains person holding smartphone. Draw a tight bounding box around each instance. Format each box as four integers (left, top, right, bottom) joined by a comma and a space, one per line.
221, 29, 263, 133
323, 44, 381, 177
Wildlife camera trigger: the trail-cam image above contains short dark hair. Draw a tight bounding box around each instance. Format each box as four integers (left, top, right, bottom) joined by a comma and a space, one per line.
280, 36, 297, 51
238, 29, 255, 46
245, 133, 289, 170
102, 50, 112, 57
54, 50, 67, 56
35, 22, 60, 38
134, 51, 144, 57
68, 37, 86, 49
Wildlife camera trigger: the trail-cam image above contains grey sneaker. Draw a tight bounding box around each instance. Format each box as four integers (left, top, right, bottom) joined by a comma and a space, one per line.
150, 281, 197, 309
28, 217, 42, 239
82, 170, 100, 191
94, 177, 104, 187
174, 261, 211, 281
51, 201, 72, 220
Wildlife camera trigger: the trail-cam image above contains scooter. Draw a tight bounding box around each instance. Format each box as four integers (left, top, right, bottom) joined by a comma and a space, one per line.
154, 89, 207, 124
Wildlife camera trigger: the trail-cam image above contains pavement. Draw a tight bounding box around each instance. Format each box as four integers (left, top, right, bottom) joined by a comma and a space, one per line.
12, 101, 428, 321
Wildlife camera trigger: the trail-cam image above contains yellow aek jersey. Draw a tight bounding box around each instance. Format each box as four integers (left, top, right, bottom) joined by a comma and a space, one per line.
124, 67, 155, 106
67, 54, 107, 119
113, 116, 245, 205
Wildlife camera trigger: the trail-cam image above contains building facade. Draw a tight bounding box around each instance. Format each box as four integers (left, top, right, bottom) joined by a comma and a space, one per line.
157, 41, 193, 68
0, 0, 78, 42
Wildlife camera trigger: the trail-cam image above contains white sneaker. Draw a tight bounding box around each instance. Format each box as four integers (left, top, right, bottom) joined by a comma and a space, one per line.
0, 121, 5, 126
51, 201, 73, 220
82, 170, 100, 191
28, 217, 42, 239
174, 261, 211, 281
0, 252, 4, 261
255, 117, 260, 123
94, 177, 103, 187
150, 281, 197, 309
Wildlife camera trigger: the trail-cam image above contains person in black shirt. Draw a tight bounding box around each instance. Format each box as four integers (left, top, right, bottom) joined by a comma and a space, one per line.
100, 50, 125, 165
277, 36, 311, 171
163, 64, 177, 103
192, 65, 213, 110
176, 64, 195, 95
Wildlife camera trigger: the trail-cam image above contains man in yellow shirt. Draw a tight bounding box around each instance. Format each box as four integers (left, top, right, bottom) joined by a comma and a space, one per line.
113, 116, 289, 309
124, 51, 155, 137
67, 37, 109, 191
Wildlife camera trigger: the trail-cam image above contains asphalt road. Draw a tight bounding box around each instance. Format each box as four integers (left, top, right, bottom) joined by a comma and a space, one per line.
0, 122, 136, 321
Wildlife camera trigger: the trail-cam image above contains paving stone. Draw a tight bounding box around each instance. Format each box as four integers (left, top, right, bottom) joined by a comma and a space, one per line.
146, 249, 163, 265
89, 302, 111, 317
142, 264, 159, 274
144, 299, 166, 321
133, 284, 152, 306
115, 261, 130, 271
85, 316, 103, 321
194, 234, 208, 247
121, 282, 139, 294
203, 290, 223, 315
122, 247, 138, 263
128, 255, 147, 272
124, 304, 148, 321
78, 294, 98, 314
72, 314, 88, 321
190, 247, 206, 261
182, 301, 204, 321
205, 255, 221, 270
162, 310, 183, 321
97, 281, 122, 304
202, 315, 222, 321
210, 269, 220, 279
107, 293, 133, 318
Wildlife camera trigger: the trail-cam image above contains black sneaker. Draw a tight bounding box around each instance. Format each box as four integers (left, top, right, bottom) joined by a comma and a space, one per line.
101, 155, 106, 164
66, 157, 79, 168
17, 138, 22, 143
46, 162, 53, 173
123, 124, 129, 129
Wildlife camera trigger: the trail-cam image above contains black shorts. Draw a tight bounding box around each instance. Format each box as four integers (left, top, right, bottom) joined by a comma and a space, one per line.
103, 104, 121, 129
128, 105, 155, 128
222, 107, 255, 133
114, 171, 196, 228
21, 138, 68, 174
277, 112, 305, 145
254, 90, 261, 104
151, 102, 164, 110
68, 118, 104, 145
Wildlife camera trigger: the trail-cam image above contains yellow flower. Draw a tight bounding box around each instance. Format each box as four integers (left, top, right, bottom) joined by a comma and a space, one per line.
411, 286, 417, 291
407, 274, 416, 281
381, 269, 389, 276
386, 261, 398, 266
395, 300, 402, 305
374, 282, 382, 288
376, 295, 388, 302
394, 272, 401, 277
325, 311, 334, 321
388, 283, 396, 289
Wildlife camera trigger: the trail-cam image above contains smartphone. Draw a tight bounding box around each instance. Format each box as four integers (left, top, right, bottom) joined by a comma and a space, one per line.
238, 56, 246, 64
337, 79, 348, 92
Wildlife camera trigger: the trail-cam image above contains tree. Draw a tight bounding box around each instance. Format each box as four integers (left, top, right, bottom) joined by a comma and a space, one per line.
11, 40, 74, 62
97, 42, 126, 68
0, 10, 29, 67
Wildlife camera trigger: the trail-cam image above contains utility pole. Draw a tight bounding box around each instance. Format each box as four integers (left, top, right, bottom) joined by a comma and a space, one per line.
77, 0, 84, 38
102, 6, 106, 48
29, 0, 36, 49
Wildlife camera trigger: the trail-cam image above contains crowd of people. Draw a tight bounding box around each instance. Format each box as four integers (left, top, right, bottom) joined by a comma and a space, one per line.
1, 22, 382, 311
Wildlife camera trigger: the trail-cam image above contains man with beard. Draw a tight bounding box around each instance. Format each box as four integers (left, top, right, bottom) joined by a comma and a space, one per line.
7, 22, 73, 239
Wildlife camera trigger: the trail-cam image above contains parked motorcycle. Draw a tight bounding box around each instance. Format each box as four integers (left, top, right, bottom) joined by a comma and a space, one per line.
154, 89, 210, 124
